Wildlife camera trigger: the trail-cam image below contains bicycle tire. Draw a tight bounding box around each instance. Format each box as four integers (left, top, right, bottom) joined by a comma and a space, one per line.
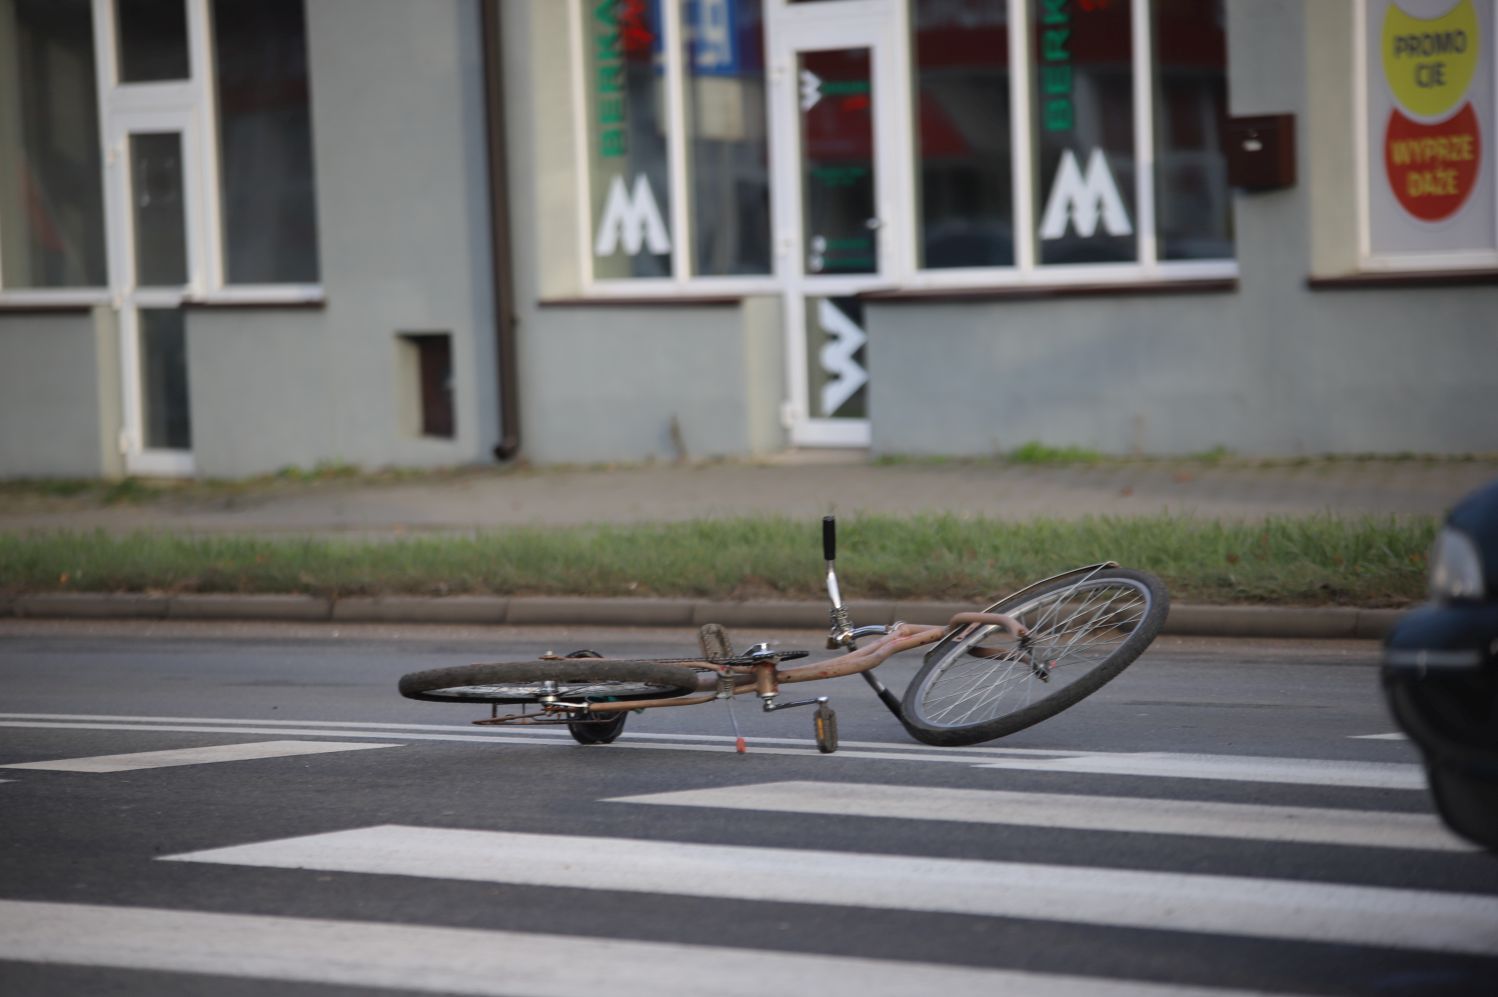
398, 659, 700, 705
900, 567, 1169, 746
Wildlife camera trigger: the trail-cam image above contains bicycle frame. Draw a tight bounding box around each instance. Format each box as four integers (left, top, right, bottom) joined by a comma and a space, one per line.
574, 517, 1027, 719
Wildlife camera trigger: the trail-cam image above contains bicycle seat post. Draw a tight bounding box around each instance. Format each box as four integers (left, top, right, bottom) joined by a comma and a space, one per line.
824, 516, 854, 649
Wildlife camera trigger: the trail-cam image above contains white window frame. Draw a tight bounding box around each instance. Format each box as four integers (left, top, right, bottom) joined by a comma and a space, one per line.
569, 0, 1238, 297
1353, 0, 1498, 273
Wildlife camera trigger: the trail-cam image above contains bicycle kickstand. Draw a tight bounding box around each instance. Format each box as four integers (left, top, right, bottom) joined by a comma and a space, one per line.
715, 672, 748, 754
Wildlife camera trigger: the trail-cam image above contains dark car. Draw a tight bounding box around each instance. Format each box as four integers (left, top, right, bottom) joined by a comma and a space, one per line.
1382, 477, 1498, 851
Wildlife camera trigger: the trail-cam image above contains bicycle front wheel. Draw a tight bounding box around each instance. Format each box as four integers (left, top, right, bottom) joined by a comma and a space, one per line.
398, 660, 700, 705
901, 568, 1169, 746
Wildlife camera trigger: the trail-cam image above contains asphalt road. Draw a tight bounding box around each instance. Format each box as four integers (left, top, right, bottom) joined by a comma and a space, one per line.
1, 621, 1495, 996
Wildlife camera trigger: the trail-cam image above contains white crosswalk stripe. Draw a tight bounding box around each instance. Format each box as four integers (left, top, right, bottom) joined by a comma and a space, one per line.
0, 899, 1319, 997
0, 739, 399, 773
162, 824, 1498, 957
974, 752, 1424, 789
608, 780, 1475, 851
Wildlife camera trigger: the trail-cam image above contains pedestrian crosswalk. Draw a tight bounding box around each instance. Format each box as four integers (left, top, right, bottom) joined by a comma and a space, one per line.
0, 899, 1310, 997
2, 712, 1495, 994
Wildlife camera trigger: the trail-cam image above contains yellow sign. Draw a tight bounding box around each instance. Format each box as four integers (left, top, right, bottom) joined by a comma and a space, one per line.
1382, 0, 1480, 119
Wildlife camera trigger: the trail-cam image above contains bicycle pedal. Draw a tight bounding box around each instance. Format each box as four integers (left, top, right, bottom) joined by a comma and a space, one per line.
813, 703, 838, 754
699, 623, 735, 662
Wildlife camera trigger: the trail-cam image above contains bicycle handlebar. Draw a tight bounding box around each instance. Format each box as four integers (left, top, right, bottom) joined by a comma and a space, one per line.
823, 516, 836, 562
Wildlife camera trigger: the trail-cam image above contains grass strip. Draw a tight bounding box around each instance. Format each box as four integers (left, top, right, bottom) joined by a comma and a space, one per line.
0, 514, 1437, 607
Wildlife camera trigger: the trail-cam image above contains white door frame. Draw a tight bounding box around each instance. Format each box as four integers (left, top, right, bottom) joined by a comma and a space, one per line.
767, 2, 908, 448
104, 110, 205, 476
93, 0, 216, 476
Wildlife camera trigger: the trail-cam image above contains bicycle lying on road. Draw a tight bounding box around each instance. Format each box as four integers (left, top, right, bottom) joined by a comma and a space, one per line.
398, 517, 1170, 753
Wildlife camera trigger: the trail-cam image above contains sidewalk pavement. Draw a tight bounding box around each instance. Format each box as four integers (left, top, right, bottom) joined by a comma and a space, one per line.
4, 455, 1495, 640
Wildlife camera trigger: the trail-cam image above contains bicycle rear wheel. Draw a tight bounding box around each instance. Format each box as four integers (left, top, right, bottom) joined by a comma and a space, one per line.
398, 659, 700, 705
900, 567, 1169, 746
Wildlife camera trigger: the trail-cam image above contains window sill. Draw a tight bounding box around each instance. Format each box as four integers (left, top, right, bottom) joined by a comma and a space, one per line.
182, 294, 326, 310
539, 295, 745, 308
1307, 269, 1498, 291
0, 291, 110, 314
861, 277, 1238, 303
0, 301, 100, 315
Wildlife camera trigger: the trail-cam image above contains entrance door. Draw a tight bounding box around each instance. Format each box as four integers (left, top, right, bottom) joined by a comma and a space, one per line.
106, 112, 203, 475
770, 8, 903, 448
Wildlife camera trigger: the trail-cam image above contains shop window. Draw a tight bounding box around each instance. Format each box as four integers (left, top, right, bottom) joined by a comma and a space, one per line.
1153, 0, 1232, 260
0, 0, 108, 289
586, 0, 673, 279
913, 0, 1015, 268
211, 0, 320, 284
116, 0, 191, 83
1033, 0, 1138, 265
1361, 0, 1496, 268
684, 0, 772, 275
130, 132, 189, 287
801, 48, 879, 275
140, 308, 192, 449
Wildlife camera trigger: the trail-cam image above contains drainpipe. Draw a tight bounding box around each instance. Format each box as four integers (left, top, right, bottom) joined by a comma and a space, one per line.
480, 0, 520, 461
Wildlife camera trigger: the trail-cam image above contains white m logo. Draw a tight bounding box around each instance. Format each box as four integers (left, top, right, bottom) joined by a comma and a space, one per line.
594, 174, 671, 257
1038, 149, 1132, 241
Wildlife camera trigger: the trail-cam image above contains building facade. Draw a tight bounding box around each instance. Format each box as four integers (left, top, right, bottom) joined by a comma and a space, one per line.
1, 0, 1494, 479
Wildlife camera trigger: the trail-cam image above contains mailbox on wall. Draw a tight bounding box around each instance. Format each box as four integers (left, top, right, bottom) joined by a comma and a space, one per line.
1225, 114, 1296, 191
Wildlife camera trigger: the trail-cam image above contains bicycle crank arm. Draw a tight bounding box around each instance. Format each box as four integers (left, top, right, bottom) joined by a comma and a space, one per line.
760, 695, 829, 713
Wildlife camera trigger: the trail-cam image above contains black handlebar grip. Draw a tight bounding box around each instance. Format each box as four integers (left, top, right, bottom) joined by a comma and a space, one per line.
823, 516, 836, 562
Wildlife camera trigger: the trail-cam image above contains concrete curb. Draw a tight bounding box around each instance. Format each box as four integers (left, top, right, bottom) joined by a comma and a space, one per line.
0, 592, 1404, 640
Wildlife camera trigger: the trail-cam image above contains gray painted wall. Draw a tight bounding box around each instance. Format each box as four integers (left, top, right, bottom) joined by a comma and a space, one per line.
187, 0, 500, 477
517, 299, 785, 464
0, 308, 121, 478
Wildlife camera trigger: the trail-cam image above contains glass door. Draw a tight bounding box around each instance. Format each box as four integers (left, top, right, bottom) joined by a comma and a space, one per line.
106, 112, 203, 475
94, 0, 214, 477
770, 10, 902, 448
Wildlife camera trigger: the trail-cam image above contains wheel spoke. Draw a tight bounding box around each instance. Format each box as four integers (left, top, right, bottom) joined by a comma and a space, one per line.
913, 576, 1158, 731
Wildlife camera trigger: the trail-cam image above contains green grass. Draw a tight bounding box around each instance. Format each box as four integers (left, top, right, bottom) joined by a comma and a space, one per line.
0, 513, 1437, 607
1005, 442, 1104, 465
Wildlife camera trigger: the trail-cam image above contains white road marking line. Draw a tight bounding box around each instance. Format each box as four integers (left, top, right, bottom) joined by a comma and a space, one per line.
0, 719, 882, 756
164, 825, 1498, 956
0, 740, 398, 773
0, 713, 1083, 756
976, 752, 1424, 790
609, 781, 1473, 852
0, 718, 1430, 787
1350, 732, 1408, 740
0, 899, 1310, 997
